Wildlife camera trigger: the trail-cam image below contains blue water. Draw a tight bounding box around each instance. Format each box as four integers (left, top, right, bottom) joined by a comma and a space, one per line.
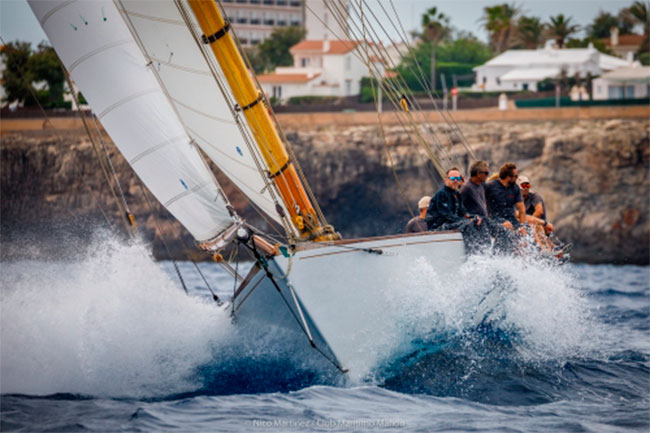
1, 235, 648, 432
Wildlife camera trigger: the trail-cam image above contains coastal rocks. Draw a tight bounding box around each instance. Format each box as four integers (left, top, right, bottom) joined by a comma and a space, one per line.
1, 118, 648, 264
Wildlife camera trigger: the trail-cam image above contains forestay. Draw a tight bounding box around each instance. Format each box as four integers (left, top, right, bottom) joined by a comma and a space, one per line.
115, 0, 287, 227
28, 0, 235, 242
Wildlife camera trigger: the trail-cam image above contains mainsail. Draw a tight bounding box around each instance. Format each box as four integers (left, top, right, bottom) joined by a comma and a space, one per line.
28, 0, 238, 242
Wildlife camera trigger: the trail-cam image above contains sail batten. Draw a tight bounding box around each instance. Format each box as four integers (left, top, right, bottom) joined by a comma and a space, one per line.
28, 0, 237, 242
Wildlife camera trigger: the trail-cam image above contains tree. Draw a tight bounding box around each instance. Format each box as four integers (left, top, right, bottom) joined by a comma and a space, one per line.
257, 26, 305, 73
0, 41, 66, 108
586, 11, 633, 39
546, 14, 580, 48
420, 7, 451, 91
29, 43, 65, 108
515, 16, 545, 49
481, 3, 520, 53
0, 41, 36, 106
623, 1, 650, 64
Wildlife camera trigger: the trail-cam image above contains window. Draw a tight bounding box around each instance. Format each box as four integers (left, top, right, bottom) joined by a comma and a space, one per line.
250, 0, 261, 3
277, 19, 287, 26
276, 0, 287, 5
291, 20, 301, 26
301, 58, 310, 67
237, 17, 248, 24
264, 19, 274, 25
345, 56, 351, 71
345, 79, 352, 96
273, 86, 282, 99
290, 1, 301, 6
496, 77, 501, 85
608, 85, 623, 99
251, 39, 260, 45
250, 18, 261, 25
523, 83, 528, 91
625, 85, 635, 98
263, 0, 273, 4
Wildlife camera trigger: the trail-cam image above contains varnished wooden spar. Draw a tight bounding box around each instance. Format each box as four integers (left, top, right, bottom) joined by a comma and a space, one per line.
187, 0, 336, 242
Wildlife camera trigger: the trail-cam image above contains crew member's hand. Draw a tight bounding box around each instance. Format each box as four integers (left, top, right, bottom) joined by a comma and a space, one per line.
502, 221, 513, 231
544, 222, 555, 234
475, 216, 482, 226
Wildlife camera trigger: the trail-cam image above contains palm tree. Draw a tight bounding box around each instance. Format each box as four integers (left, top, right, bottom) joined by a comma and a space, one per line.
546, 14, 580, 48
516, 16, 544, 49
420, 7, 450, 91
481, 3, 520, 53
625, 1, 649, 63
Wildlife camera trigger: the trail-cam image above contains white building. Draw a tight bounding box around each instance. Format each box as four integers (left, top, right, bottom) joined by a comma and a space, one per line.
472, 41, 631, 92
221, 0, 348, 47
258, 39, 372, 101
592, 64, 650, 100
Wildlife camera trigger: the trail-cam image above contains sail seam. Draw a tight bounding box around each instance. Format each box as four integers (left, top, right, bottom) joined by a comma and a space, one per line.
68, 39, 133, 72
120, 9, 186, 26
97, 88, 160, 119
186, 127, 258, 171
171, 97, 235, 124
129, 134, 187, 166
163, 180, 210, 208
39, 0, 75, 27
149, 56, 212, 76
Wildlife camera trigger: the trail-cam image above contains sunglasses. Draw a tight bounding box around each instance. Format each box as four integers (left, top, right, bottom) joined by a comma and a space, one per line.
448, 176, 462, 181
479, 171, 489, 175
520, 183, 531, 188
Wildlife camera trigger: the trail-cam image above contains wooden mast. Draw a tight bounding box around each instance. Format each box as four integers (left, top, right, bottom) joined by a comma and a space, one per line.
187, 0, 336, 242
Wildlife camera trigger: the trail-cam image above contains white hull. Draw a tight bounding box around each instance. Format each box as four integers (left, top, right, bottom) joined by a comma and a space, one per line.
232, 230, 465, 374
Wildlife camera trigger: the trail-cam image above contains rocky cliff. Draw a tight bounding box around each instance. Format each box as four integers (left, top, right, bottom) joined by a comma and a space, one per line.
1, 118, 648, 264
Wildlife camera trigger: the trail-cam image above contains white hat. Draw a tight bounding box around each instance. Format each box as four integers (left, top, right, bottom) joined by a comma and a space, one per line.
517, 175, 531, 186
418, 196, 431, 209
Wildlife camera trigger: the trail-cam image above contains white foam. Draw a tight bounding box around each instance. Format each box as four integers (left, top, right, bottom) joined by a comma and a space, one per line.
0, 233, 232, 398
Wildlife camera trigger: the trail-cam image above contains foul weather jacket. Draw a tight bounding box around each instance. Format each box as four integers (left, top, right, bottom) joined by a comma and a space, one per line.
426, 186, 469, 230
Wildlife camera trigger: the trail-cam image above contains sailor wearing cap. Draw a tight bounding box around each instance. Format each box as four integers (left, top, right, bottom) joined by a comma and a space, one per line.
404, 196, 431, 233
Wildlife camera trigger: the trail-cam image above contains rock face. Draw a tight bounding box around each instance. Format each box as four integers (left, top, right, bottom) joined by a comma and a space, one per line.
1, 119, 648, 264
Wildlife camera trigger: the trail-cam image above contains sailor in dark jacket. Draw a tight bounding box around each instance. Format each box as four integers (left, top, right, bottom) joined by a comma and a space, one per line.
426, 168, 489, 248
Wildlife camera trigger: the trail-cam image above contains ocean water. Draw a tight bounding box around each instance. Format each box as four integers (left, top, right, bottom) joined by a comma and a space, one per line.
1, 235, 648, 432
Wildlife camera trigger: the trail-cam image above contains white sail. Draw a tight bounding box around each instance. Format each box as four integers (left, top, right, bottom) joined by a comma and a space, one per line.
115, 0, 287, 226
28, 0, 235, 242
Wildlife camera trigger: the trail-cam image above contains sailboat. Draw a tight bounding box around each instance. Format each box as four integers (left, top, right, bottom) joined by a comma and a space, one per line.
28, 0, 466, 373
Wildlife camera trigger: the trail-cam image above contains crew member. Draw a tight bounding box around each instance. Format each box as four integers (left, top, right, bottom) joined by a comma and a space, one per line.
426, 168, 488, 248
485, 162, 526, 231
460, 160, 489, 216
518, 176, 554, 234
405, 196, 430, 233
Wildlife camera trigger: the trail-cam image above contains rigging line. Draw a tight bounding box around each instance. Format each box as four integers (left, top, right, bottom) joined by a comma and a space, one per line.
0, 37, 121, 231
91, 115, 130, 214
178, 0, 296, 240
324, 1, 448, 176
138, 182, 189, 294
176, 2, 292, 241
60, 65, 134, 232
328, 0, 454, 177
193, 261, 221, 303
359, 0, 414, 218
243, 237, 347, 373
334, 0, 456, 171
338, 0, 458, 168
305, 2, 442, 184
380, 0, 476, 160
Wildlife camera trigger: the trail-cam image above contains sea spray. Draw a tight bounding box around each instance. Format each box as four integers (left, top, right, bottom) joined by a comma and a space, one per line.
0, 233, 232, 398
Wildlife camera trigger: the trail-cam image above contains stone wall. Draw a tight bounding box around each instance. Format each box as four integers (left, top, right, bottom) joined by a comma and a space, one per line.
1, 118, 648, 264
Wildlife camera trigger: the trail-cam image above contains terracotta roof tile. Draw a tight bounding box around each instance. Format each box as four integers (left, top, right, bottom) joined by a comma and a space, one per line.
290, 40, 360, 55
602, 33, 645, 46
257, 72, 321, 83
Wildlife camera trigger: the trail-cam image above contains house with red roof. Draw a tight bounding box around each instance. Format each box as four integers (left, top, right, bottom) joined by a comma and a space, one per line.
257, 39, 375, 102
